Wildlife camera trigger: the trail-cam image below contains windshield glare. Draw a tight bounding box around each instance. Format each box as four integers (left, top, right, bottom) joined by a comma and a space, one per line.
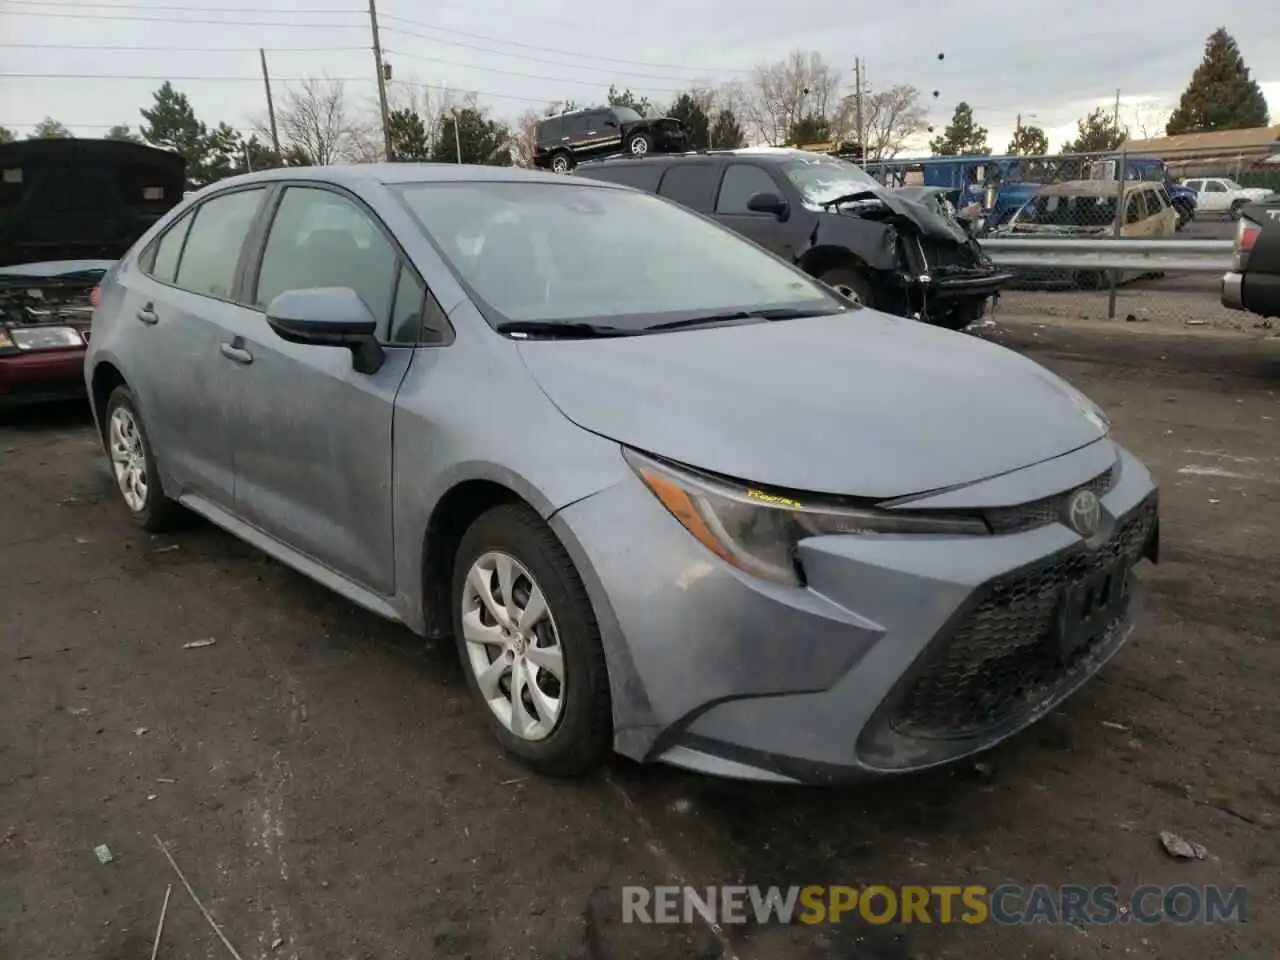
779, 155, 880, 205
395, 182, 839, 328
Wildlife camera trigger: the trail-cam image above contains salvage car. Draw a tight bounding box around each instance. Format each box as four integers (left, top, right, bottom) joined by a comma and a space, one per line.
0, 138, 185, 407
86, 164, 1159, 784
1221, 198, 1280, 318
575, 147, 1009, 330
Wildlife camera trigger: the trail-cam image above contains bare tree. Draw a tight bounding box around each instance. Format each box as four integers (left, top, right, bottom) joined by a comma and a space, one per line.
388, 79, 459, 153
744, 50, 841, 145
1129, 100, 1171, 140
859, 85, 928, 161
266, 75, 361, 165
504, 109, 542, 167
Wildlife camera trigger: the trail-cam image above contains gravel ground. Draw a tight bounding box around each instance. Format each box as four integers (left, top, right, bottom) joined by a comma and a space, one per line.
1, 316, 1277, 960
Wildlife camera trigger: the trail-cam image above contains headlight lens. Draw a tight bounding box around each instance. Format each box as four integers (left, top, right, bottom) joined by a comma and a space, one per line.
9, 326, 85, 350
624, 449, 989, 586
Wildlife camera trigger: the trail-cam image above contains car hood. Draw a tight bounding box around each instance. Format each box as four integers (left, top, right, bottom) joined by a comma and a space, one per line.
517, 312, 1107, 499
829, 186, 971, 244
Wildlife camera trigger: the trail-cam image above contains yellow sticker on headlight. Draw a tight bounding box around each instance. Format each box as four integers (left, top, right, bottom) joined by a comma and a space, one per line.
745, 488, 803, 509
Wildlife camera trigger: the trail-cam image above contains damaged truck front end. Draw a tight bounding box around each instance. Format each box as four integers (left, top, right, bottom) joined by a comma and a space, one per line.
797, 176, 1011, 330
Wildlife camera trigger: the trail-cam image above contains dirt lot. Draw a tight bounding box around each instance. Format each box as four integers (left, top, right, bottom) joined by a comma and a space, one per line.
1, 317, 1277, 960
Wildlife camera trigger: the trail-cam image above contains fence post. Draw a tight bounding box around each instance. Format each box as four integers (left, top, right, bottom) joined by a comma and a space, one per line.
1107, 150, 1126, 320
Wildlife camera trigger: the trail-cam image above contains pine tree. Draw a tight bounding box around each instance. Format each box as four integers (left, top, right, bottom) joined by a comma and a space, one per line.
1166, 28, 1269, 134
1061, 108, 1127, 153
709, 109, 745, 149
929, 103, 989, 156
667, 93, 710, 150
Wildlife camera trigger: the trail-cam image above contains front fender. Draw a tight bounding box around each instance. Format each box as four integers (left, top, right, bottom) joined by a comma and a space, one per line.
800, 217, 899, 273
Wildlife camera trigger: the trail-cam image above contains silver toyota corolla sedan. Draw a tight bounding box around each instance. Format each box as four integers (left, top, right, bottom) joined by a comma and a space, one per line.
83, 164, 1159, 784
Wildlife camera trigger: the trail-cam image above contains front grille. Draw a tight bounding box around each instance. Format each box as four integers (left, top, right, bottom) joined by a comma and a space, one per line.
918, 237, 978, 270
889, 494, 1157, 740
985, 466, 1116, 534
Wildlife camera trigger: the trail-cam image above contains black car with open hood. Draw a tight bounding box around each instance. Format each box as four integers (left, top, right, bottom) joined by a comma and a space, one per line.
0, 138, 185, 406
575, 147, 1010, 330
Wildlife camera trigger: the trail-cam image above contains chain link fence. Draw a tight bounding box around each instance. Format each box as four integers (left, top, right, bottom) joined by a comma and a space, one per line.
874, 143, 1280, 327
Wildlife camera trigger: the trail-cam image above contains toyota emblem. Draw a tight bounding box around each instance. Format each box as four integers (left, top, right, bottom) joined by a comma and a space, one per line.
1065, 489, 1102, 537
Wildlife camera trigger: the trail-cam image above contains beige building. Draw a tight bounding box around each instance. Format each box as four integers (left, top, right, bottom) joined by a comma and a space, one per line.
1122, 125, 1280, 176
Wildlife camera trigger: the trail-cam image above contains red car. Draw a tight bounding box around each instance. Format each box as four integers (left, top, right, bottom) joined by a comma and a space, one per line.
0, 138, 185, 408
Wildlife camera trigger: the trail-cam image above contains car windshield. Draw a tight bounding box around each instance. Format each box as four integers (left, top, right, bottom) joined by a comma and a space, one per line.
778, 155, 881, 205
1015, 194, 1117, 227
612, 106, 644, 124
394, 181, 841, 329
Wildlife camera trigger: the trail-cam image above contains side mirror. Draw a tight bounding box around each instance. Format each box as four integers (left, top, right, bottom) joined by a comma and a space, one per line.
746, 191, 789, 218
265, 287, 385, 375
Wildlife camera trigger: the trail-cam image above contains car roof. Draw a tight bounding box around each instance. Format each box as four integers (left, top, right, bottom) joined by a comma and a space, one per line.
578, 147, 837, 170
185, 162, 629, 196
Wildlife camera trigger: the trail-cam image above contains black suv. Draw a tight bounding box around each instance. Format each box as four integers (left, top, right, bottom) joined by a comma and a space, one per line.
533, 106, 688, 175
575, 148, 1010, 329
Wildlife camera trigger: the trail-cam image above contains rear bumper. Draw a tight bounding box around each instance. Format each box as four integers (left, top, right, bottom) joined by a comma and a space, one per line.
0, 348, 88, 406
1222, 269, 1280, 318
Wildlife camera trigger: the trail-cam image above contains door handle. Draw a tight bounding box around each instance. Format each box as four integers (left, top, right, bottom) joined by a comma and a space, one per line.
136, 304, 158, 325
219, 339, 253, 365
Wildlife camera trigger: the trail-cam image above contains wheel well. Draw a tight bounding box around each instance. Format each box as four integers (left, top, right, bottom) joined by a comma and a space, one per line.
799, 246, 872, 282
420, 480, 527, 640
90, 362, 126, 439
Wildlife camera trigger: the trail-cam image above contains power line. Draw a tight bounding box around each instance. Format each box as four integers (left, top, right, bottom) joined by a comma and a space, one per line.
0, 42, 369, 53
0, 72, 575, 106
381, 48, 689, 94
3, 0, 751, 79
0, 8, 367, 28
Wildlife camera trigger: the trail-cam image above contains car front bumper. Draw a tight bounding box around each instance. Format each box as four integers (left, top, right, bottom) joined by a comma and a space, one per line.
553, 439, 1158, 784
0, 348, 88, 407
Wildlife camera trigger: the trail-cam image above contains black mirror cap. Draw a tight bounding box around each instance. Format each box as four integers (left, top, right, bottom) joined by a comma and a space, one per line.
746, 191, 789, 216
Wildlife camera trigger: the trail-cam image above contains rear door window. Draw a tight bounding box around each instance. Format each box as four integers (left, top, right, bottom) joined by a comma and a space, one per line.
147, 211, 193, 284
577, 163, 663, 192
174, 187, 266, 300
539, 117, 563, 142
657, 163, 717, 211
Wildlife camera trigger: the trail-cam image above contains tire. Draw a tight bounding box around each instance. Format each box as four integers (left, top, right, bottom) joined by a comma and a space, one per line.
626, 132, 653, 157
451, 503, 611, 777
103, 385, 182, 532
550, 151, 573, 175
819, 266, 877, 309
1229, 200, 1245, 221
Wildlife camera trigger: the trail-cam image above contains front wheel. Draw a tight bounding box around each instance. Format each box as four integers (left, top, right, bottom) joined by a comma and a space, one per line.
819, 266, 877, 309
452, 504, 612, 777
103, 385, 182, 532
1229, 200, 1245, 221
550, 151, 573, 175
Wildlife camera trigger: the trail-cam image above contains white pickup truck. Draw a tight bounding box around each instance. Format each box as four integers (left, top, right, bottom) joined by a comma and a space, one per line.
1180, 177, 1276, 219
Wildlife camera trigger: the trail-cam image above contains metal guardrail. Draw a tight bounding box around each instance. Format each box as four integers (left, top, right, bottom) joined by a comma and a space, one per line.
982, 238, 1233, 273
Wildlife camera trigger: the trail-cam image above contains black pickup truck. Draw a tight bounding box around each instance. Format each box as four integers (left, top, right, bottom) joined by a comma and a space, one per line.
1222, 199, 1280, 319
575, 147, 1010, 330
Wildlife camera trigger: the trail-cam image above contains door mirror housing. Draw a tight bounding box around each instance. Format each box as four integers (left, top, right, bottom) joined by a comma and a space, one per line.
265, 287, 385, 375
746, 191, 789, 218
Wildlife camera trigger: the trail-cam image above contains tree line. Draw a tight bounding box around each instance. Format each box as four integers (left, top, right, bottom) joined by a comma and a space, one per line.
0, 27, 1267, 187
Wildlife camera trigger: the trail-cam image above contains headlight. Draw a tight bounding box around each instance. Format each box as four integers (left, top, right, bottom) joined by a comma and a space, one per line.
9, 326, 85, 350
624, 449, 989, 586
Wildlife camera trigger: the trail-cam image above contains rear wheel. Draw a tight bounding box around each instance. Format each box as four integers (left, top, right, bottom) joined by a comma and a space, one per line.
103, 385, 182, 532
819, 266, 877, 309
1229, 200, 1246, 221
452, 504, 612, 777
550, 151, 573, 175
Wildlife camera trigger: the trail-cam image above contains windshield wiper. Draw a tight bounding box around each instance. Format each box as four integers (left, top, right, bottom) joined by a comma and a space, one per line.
496, 320, 635, 339
644, 307, 840, 332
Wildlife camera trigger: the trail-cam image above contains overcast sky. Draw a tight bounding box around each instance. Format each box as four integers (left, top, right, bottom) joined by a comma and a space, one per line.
2, 0, 1278, 154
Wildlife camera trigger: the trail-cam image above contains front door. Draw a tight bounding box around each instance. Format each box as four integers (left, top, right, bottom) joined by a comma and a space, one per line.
711, 163, 797, 260
223, 184, 415, 594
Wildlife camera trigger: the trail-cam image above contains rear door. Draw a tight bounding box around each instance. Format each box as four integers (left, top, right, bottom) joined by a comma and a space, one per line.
655, 161, 718, 213
222, 183, 422, 593
122, 185, 268, 508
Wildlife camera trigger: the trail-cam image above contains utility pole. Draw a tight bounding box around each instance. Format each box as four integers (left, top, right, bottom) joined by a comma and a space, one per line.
259, 48, 281, 157
853, 58, 864, 159
367, 0, 393, 160
1112, 88, 1121, 132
